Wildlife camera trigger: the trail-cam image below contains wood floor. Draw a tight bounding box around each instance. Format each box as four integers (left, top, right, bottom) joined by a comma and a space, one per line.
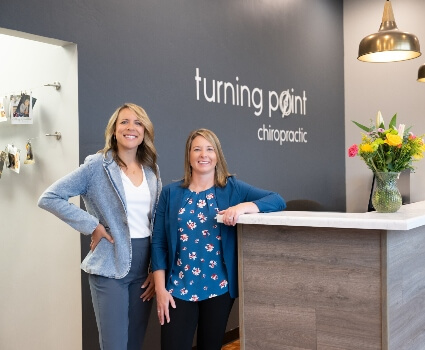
222, 339, 240, 350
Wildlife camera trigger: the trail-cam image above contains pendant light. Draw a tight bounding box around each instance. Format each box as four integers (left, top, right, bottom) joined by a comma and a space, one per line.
358, 0, 421, 63
418, 64, 425, 82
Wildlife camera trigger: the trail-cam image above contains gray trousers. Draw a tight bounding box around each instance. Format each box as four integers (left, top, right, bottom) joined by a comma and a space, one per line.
89, 237, 152, 350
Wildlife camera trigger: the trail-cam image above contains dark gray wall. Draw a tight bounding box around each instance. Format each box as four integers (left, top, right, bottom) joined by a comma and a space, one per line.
0, 0, 345, 349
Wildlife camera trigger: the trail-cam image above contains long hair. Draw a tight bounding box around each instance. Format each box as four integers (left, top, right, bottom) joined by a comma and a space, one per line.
182, 128, 231, 188
100, 103, 158, 176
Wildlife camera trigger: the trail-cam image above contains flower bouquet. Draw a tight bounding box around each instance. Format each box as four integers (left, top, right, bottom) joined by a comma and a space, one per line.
348, 111, 425, 212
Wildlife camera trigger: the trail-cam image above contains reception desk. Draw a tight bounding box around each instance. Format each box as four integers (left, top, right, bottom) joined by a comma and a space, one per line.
219, 201, 425, 350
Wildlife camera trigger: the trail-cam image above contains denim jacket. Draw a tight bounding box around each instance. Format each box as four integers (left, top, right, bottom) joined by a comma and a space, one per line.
38, 151, 162, 279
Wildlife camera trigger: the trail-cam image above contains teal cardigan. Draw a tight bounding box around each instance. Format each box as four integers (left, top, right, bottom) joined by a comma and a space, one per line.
151, 176, 286, 298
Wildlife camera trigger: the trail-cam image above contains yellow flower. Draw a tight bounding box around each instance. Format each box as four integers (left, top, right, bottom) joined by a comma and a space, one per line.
414, 143, 425, 159
360, 143, 374, 153
385, 133, 402, 146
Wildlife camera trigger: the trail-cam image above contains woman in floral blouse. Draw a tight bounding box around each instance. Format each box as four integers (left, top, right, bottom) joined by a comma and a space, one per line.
151, 128, 286, 350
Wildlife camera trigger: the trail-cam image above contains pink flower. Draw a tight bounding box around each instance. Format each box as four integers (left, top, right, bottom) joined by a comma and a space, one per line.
409, 132, 416, 140
348, 144, 358, 157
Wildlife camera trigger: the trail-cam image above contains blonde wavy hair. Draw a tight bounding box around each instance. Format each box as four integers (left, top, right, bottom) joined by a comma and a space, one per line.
182, 128, 231, 188
101, 103, 158, 176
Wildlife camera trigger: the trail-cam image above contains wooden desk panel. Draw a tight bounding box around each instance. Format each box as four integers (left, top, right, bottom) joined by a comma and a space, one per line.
238, 225, 386, 350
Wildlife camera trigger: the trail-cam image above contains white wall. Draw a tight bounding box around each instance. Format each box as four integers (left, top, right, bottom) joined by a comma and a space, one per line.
0, 31, 81, 350
344, 0, 425, 213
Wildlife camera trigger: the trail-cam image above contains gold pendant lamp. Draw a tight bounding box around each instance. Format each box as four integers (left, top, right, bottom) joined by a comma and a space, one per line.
358, 0, 421, 63
418, 64, 425, 82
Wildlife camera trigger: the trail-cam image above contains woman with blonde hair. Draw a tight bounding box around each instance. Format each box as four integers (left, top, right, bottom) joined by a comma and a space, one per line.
38, 103, 161, 350
152, 128, 285, 350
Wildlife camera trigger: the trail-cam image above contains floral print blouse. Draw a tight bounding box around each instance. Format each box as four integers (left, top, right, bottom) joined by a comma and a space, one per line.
165, 187, 229, 302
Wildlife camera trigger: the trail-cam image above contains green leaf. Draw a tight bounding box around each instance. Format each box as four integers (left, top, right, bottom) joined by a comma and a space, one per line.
389, 113, 397, 129
352, 120, 371, 132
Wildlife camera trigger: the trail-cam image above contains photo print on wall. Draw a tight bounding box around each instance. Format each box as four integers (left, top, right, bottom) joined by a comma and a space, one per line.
11, 93, 37, 124
0, 98, 6, 123
24, 140, 35, 164
0, 151, 6, 178
9, 94, 20, 119
6, 144, 20, 174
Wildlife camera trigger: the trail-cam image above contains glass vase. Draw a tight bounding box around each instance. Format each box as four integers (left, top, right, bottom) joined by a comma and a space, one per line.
372, 172, 402, 213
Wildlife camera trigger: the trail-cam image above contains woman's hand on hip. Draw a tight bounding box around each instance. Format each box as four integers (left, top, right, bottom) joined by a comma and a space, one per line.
140, 272, 155, 301
90, 223, 114, 251
156, 288, 176, 325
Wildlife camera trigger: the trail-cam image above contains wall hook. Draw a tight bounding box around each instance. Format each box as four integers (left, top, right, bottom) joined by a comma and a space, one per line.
44, 82, 61, 91
45, 131, 62, 140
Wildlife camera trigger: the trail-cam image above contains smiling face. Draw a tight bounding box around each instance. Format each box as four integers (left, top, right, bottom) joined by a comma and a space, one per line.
189, 135, 217, 178
114, 107, 145, 153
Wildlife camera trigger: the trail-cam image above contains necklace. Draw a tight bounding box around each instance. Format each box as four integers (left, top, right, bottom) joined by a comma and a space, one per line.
123, 163, 141, 175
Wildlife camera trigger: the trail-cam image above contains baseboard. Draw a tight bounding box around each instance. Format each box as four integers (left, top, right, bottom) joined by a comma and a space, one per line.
192, 327, 239, 349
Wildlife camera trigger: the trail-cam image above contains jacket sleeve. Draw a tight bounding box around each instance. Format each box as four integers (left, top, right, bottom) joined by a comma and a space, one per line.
151, 185, 169, 271
37, 156, 99, 235
155, 165, 163, 210
231, 177, 286, 212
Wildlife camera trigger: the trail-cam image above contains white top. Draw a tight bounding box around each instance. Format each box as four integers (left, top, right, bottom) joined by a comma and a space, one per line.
121, 167, 152, 238
217, 201, 425, 231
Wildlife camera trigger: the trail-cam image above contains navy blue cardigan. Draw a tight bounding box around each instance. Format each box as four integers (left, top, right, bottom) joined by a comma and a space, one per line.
151, 176, 286, 298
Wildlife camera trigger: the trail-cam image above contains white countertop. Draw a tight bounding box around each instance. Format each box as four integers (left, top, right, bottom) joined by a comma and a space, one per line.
217, 201, 425, 231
